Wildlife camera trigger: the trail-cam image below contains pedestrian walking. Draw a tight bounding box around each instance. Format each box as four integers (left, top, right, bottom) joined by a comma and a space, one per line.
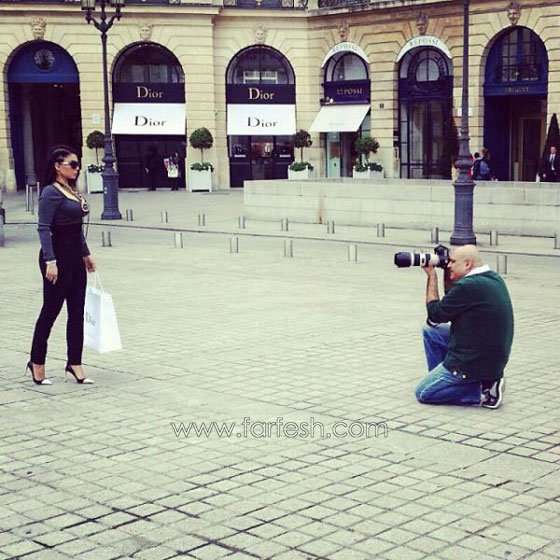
539, 145, 559, 182
144, 145, 164, 191
28, 145, 96, 385
472, 148, 493, 180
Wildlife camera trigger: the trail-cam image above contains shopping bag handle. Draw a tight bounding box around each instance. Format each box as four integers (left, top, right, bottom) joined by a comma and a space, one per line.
91, 271, 104, 292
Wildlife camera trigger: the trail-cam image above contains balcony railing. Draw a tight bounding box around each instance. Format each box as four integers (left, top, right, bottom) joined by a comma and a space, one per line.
318, 0, 369, 8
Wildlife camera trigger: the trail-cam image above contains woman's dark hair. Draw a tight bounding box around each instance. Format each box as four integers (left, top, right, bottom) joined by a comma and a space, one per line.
42, 144, 79, 190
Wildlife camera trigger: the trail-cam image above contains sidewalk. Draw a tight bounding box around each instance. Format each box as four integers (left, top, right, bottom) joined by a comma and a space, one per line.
0, 188, 559, 560
3, 188, 560, 259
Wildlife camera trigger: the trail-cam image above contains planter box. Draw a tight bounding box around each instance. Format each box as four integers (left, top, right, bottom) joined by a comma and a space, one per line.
188, 169, 213, 192
352, 168, 384, 179
86, 171, 104, 193
288, 167, 315, 180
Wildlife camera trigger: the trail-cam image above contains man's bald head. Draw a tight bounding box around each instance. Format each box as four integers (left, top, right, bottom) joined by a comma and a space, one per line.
452, 245, 482, 267
448, 245, 483, 281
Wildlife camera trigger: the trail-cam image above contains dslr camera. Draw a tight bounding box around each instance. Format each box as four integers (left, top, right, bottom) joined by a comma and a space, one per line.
394, 244, 450, 269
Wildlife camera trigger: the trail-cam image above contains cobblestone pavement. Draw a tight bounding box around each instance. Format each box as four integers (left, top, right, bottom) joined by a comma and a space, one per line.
1, 190, 559, 559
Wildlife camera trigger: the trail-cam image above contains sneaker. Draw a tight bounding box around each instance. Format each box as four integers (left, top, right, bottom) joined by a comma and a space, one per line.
481, 378, 505, 409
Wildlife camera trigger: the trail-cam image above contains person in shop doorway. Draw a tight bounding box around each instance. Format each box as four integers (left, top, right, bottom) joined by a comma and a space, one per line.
165, 150, 183, 191
472, 148, 493, 181
144, 145, 164, 191
539, 145, 559, 182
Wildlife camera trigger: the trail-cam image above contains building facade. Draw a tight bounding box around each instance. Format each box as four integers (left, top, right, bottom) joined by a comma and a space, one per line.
0, 0, 558, 192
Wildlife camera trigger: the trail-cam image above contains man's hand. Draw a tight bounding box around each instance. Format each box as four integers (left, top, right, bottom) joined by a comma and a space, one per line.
424, 263, 440, 304
83, 255, 96, 273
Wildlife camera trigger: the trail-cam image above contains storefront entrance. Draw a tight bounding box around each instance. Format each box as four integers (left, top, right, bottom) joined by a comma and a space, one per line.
112, 43, 186, 189
115, 136, 185, 189
311, 45, 371, 178
7, 42, 82, 188
325, 132, 359, 178
398, 47, 453, 179
226, 46, 296, 188
228, 134, 292, 187
484, 27, 548, 181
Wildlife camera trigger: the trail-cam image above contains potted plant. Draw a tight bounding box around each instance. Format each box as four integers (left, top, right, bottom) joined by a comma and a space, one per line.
188, 127, 214, 191
353, 136, 384, 179
288, 129, 314, 180
85, 130, 105, 193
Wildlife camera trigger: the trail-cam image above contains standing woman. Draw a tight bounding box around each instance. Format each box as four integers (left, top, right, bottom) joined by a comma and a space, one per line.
28, 146, 96, 385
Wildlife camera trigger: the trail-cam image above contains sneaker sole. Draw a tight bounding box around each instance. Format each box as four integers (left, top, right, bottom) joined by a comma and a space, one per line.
483, 378, 505, 409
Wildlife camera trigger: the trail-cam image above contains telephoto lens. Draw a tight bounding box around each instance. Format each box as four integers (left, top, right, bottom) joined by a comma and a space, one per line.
394, 245, 450, 268
394, 252, 436, 268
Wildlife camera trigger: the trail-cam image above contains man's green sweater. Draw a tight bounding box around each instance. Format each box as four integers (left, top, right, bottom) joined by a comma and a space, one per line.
426, 270, 514, 381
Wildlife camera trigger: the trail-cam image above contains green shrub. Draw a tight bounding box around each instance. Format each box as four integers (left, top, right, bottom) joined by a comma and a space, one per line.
189, 128, 214, 162
86, 130, 104, 164
289, 161, 314, 172
190, 162, 214, 172
293, 129, 312, 163
87, 163, 104, 173
354, 136, 379, 163
354, 162, 383, 173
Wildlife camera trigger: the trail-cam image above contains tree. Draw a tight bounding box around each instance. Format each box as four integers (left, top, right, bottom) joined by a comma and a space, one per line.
86, 130, 104, 164
542, 113, 559, 157
294, 129, 312, 163
354, 136, 379, 164
189, 128, 214, 162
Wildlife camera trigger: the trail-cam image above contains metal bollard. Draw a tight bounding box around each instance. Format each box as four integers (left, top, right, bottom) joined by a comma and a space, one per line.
348, 244, 358, 262
30, 187, 35, 215
125, 209, 134, 221
281, 218, 289, 231
174, 233, 183, 248
327, 220, 335, 234
376, 223, 385, 238
161, 211, 168, 223
284, 239, 293, 258
101, 231, 112, 247
229, 236, 239, 253
25, 184, 30, 212
554, 233, 559, 250
490, 229, 499, 246
238, 216, 246, 229
496, 254, 507, 275
431, 227, 439, 244
198, 213, 206, 227
0, 216, 5, 248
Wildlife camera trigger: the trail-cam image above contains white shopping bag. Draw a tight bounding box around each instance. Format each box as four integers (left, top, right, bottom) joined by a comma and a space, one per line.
84, 272, 122, 353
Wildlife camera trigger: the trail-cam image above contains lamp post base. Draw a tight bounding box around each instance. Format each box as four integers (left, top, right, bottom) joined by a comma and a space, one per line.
100, 171, 122, 220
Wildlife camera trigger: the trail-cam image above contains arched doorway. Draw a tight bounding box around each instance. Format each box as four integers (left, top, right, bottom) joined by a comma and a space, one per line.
7, 41, 82, 188
398, 47, 454, 179
310, 45, 371, 178
484, 27, 548, 181
112, 43, 186, 189
226, 46, 296, 188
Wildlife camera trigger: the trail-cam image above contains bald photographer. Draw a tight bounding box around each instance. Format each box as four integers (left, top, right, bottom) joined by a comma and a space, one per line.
414, 245, 514, 409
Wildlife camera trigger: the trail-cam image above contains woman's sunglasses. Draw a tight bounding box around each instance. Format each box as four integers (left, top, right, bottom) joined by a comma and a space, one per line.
58, 160, 80, 170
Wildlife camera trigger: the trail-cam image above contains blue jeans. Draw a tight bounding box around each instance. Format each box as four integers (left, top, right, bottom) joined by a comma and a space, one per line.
415, 323, 482, 405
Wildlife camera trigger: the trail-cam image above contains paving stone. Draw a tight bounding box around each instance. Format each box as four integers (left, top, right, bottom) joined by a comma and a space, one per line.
1, 192, 560, 560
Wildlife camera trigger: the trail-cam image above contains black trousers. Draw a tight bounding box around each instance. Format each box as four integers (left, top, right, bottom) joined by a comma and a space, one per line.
31, 226, 87, 365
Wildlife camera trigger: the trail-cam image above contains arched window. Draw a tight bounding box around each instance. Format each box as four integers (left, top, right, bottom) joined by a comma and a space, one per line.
114, 44, 184, 84
399, 48, 450, 87
485, 27, 547, 86
324, 53, 368, 82
226, 46, 295, 85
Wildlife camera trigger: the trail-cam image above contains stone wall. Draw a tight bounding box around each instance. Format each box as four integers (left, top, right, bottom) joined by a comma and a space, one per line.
244, 178, 560, 236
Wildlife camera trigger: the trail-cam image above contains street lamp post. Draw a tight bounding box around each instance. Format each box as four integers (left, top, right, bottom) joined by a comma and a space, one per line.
450, 0, 476, 246
80, 0, 124, 220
